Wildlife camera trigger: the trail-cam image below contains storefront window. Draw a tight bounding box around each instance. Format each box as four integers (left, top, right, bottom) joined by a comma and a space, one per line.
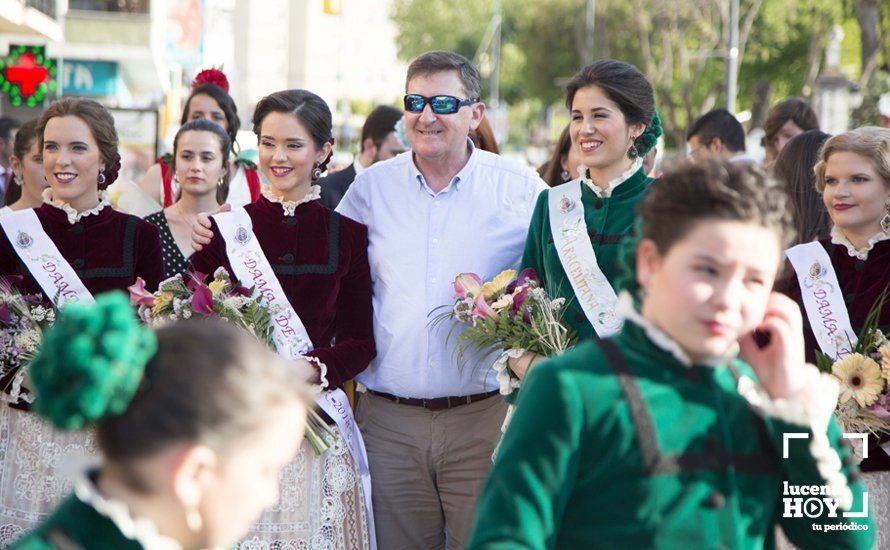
69, 0, 149, 13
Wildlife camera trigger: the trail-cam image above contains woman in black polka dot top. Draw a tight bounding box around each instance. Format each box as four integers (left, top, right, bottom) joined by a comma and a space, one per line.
146, 119, 226, 279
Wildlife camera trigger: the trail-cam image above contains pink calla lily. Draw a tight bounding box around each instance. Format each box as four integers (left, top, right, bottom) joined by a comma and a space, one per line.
454, 273, 483, 298
128, 277, 156, 307
186, 271, 209, 292
191, 285, 215, 316
472, 294, 497, 320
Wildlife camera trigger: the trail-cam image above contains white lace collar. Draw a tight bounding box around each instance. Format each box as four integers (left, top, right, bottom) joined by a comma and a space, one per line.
616, 291, 738, 368
830, 225, 890, 261
42, 188, 111, 225
261, 185, 321, 216
580, 158, 644, 198
72, 469, 183, 550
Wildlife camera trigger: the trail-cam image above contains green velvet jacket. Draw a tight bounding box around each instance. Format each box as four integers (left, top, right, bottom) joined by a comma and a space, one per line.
12, 492, 145, 549
469, 313, 874, 549
520, 167, 651, 342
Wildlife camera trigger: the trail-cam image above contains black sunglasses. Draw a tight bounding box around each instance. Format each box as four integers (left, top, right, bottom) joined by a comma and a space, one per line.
403, 94, 480, 115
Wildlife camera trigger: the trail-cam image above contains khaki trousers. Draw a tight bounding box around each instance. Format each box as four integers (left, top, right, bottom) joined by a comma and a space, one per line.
356, 391, 507, 550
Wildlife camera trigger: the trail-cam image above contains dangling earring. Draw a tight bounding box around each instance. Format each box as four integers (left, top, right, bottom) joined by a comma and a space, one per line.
186, 504, 203, 533
97, 168, 106, 186
627, 143, 639, 159
217, 176, 225, 187
311, 161, 322, 181
560, 169, 570, 182
14, 173, 23, 186
881, 203, 890, 234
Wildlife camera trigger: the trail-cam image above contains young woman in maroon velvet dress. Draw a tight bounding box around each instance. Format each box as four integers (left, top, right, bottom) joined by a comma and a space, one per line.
190, 89, 375, 549
0, 97, 164, 545
779, 126, 890, 546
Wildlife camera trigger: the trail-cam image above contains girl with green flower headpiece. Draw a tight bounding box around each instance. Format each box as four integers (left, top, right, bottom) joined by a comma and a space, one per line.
14, 292, 310, 549
510, 59, 662, 381
469, 158, 873, 549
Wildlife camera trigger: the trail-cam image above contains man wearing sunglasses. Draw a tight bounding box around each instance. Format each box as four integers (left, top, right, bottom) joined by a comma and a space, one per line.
337, 51, 547, 550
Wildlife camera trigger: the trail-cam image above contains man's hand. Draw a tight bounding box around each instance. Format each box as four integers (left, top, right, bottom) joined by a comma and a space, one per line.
191, 203, 231, 252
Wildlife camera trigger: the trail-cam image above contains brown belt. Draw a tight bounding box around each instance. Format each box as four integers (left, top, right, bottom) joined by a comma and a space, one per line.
366, 389, 499, 411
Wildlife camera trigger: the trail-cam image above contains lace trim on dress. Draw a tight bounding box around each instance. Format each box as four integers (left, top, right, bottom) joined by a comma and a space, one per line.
302, 355, 329, 392
42, 188, 111, 225
261, 186, 321, 217
72, 469, 183, 550
736, 366, 853, 511
580, 158, 643, 198
615, 291, 737, 367
830, 225, 890, 261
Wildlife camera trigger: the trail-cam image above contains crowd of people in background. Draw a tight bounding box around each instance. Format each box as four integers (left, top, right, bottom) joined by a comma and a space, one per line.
0, 48, 888, 549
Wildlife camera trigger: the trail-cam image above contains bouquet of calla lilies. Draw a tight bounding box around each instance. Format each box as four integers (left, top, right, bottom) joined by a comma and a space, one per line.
129, 269, 334, 454
432, 268, 576, 396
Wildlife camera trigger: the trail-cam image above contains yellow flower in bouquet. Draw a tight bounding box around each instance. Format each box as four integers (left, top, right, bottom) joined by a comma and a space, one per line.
481, 270, 516, 300
151, 292, 174, 316
208, 279, 228, 297
833, 353, 884, 407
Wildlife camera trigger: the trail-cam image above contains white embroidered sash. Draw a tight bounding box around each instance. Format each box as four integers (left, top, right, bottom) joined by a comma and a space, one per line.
786, 242, 857, 358
0, 209, 95, 307
213, 206, 376, 548
548, 180, 621, 337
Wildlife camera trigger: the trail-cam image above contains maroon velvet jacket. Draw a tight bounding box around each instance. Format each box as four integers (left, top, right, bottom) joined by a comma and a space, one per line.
189, 195, 375, 388
778, 237, 890, 471
0, 202, 165, 299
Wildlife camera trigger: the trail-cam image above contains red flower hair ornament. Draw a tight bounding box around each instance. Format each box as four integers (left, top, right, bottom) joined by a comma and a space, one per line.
192, 68, 230, 93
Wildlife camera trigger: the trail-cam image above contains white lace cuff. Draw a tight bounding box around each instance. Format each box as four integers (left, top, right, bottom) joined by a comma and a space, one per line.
493, 348, 525, 396
303, 355, 329, 393
737, 364, 853, 510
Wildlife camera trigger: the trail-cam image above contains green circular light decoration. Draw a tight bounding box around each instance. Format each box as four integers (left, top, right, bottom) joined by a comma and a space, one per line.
0, 45, 56, 107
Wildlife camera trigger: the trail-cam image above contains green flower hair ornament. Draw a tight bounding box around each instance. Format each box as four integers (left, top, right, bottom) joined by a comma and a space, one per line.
635, 110, 663, 157
31, 291, 157, 430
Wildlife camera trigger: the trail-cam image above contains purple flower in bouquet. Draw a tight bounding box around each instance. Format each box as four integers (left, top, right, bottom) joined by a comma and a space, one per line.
0, 303, 12, 324
191, 285, 215, 316
869, 393, 890, 422
187, 271, 209, 292
511, 285, 532, 323
506, 268, 537, 294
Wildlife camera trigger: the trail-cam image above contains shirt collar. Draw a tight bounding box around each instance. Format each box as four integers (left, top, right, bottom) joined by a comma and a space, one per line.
409, 138, 478, 195
581, 158, 644, 198
72, 468, 182, 550
42, 188, 111, 225
830, 225, 890, 261
261, 185, 321, 216
616, 291, 738, 368
353, 157, 369, 176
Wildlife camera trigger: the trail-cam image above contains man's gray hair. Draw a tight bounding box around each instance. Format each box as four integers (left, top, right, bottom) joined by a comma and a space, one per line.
406, 51, 482, 100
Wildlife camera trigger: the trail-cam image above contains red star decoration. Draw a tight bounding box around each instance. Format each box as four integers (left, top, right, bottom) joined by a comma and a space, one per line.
6, 53, 48, 97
